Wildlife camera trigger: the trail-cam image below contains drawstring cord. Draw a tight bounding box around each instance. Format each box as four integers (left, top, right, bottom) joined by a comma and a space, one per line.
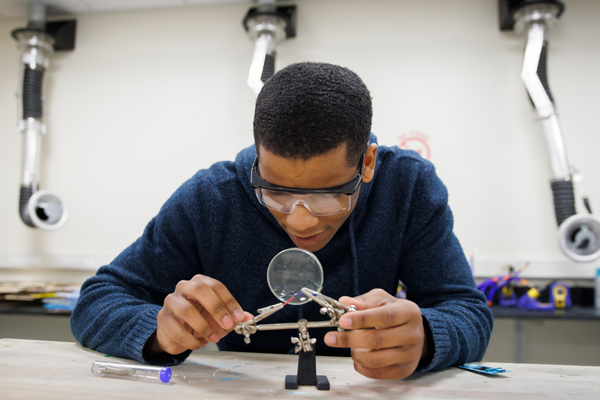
349, 214, 359, 297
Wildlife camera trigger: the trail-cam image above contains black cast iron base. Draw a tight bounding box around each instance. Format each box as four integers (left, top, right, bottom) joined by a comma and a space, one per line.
284, 349, 330, 391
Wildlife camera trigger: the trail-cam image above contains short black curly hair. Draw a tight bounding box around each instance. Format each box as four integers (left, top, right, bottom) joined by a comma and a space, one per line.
253, 62, 372, 167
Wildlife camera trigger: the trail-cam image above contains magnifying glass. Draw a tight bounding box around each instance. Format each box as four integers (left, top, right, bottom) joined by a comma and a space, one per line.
267, 248, 323, 305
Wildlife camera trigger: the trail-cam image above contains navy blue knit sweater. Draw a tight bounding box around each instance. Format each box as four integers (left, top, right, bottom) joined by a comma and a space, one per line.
70, 134, 493, 372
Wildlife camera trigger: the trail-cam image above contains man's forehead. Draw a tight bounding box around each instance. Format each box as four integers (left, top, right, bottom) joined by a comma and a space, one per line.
257, 144, 356, 188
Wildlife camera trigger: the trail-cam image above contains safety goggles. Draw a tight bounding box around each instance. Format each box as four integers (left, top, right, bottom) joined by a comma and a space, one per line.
251, 153, 364, 217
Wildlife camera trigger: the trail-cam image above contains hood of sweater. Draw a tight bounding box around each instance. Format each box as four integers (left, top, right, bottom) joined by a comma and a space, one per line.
234, 133, 380, 299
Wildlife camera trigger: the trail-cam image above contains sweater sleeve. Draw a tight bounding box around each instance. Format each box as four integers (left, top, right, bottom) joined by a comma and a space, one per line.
398, 161, 493, 373
70, 177, 209, 366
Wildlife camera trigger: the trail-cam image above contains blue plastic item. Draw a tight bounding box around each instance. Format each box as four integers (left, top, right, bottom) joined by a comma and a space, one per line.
458, 363, 510, 375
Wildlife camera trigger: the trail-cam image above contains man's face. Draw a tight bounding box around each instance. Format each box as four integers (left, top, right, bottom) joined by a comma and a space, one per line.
257, 143, 377, 252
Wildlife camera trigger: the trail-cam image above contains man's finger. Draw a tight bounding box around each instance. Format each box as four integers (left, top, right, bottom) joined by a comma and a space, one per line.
351, 347, 417, 370
339, 288, 396, 311
157, 312, 205, 353
353, 361, 415, 380
200, 308, 230, 339
182, 279, 237, 330
155, 328, 186, 355
339, 300, 418, 330
164, 293, 214, 338
325, 325, 405, 349
189, 276, 247, 325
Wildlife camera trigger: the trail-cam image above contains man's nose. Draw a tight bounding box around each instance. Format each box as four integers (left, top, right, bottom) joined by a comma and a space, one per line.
286, 202, 319, 232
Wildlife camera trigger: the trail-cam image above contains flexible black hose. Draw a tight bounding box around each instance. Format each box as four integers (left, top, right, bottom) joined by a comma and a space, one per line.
584, 197, 592, 214
551, 179, 576, 226
19, 186, 35, 227
261, 53, 275, 83
19, 67, 44, 228
23, 66, 44, 119
526, 40, 554, 107
537, 41, 554, 103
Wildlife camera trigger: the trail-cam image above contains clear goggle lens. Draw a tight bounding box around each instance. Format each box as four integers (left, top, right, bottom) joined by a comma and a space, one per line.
255, 188, 359, 216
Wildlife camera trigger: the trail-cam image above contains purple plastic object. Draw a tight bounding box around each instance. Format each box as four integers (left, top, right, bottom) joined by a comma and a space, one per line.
517, 291, 554, 311
477, 279, 498, 305
498, 289, 518, 307
159, 367, 172, 383
478, 277, 522, 307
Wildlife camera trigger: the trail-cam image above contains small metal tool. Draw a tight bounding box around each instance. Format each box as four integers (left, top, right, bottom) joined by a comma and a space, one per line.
234, 287, 356, 344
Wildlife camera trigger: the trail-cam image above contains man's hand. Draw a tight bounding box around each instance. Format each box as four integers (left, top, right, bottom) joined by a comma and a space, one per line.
324, 289, 431, 380
150, 275, 253, 355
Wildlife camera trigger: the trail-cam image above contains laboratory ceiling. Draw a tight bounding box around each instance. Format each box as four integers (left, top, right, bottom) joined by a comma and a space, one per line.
0, 0, 250, 21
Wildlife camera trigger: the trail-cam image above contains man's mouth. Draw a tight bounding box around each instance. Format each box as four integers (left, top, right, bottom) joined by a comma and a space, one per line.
289, 231, 325, 248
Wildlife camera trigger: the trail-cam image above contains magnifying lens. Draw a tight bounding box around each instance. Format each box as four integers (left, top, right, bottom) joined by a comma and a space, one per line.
267, 248, 323, 305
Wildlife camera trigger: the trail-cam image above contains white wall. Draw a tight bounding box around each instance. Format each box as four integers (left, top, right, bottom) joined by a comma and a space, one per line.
1, 0, 600, 277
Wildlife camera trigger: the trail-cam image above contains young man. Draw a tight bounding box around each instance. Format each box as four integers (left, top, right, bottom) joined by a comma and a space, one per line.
71, 62, 493, 380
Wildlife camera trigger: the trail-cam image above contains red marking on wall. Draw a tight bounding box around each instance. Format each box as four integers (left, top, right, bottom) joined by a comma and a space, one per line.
398, 132, 431, 160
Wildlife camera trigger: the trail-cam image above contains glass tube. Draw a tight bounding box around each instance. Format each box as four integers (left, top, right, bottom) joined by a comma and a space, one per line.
91, 361, 172, 383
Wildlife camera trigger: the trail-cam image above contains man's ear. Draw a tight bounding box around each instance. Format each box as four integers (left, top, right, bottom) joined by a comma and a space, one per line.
361, 143, 378, 184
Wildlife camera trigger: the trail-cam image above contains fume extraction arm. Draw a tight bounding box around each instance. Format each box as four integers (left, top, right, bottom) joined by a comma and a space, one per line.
242, 0, 296, 95
11, 1, 76, 231
500, 0, 600, 262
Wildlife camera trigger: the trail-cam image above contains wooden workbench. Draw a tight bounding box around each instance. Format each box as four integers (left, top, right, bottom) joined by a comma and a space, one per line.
1, 339, 599, 399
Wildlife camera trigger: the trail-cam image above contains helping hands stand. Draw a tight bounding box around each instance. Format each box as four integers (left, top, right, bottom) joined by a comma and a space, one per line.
235, 287, 356, 390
